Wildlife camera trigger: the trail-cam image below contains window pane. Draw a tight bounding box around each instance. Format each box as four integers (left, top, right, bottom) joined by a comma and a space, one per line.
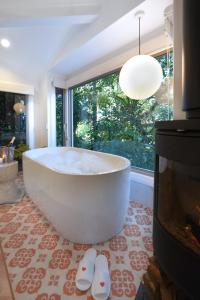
72, 51, 173, 171
56, 88, 64, 146
0, 92, 26, 146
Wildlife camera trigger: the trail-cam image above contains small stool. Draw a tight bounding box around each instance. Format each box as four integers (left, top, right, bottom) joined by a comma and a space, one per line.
0, 161, 23, 204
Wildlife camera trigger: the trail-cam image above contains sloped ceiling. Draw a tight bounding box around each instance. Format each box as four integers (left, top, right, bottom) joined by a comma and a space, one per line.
0, 0, 103, 85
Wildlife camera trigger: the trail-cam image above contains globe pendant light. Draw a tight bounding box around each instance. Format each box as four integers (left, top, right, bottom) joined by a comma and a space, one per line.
13, 100, 25, 114
119, 11, 163, 100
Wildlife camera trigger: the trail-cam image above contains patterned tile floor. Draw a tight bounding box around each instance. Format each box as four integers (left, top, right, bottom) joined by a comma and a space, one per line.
0, 174, 153, 300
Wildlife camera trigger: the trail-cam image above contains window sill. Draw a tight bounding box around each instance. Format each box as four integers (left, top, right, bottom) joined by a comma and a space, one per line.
130, 169, 154, 188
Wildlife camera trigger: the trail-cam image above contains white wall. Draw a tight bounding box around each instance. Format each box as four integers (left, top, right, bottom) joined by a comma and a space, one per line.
33, 77, 48, 148
26, 95, 35, 149
0, 63, 35, 92
33, 73, 68, 148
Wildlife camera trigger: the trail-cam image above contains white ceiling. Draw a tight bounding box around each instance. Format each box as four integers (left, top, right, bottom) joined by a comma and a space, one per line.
0, 0, 103, 85
0, 24, 85, 84
0, 0, 172, 86
0, 0, 102, 18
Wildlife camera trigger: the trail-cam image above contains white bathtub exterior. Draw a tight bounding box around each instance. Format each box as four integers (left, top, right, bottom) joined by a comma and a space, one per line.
23, 147, 130, 244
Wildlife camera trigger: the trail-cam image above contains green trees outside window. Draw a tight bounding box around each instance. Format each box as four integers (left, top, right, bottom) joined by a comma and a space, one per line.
71, 51, 173, 171
56, 88, 64, 146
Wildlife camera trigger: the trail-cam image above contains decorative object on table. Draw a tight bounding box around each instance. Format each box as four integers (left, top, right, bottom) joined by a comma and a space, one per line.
0, 146, 15, 164
13, 100, 26, 114
119, 10, 163, 100
0, 147, 7, 164
0, 136, 16, 164
0, 160, 24, 204
7, 136, 15, 146
0, 139, 24, 204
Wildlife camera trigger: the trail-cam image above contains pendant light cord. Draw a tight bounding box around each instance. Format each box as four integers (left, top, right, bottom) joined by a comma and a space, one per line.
139, 16, 141, 55
135, 11, 144, 55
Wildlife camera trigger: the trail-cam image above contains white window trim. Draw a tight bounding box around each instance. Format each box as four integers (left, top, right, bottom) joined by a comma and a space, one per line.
0, 81, 34, 95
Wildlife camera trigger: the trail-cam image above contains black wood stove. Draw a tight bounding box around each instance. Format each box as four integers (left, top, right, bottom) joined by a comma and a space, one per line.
154, 1, 200, 299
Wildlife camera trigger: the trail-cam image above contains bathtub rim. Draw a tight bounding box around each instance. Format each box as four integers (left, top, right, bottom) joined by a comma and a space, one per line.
23, 146, 131, 176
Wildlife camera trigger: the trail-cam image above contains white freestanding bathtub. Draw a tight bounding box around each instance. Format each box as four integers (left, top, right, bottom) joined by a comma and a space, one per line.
23, 147, 130, 243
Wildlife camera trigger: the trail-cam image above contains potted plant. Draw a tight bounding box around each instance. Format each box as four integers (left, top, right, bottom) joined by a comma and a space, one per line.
14, 143, 29, 171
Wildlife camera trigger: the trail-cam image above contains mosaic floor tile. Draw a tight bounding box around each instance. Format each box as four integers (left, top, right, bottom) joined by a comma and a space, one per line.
0, 174, 153, 300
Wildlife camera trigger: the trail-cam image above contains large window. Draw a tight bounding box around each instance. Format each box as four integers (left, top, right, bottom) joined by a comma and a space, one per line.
71, 51, 173, 171
0, 92, 26, 147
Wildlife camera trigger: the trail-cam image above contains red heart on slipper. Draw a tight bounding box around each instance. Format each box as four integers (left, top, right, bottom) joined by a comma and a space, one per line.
100, 281, 105, 287
82, 267, 86, 271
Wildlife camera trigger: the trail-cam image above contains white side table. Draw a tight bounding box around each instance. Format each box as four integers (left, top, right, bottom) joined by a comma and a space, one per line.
0, 161, 23, 204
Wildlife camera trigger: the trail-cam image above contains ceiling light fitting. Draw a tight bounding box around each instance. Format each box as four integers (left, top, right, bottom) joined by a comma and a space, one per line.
0, 38, 10, 48
13, 101, 25, 114
119, 10, 163, 100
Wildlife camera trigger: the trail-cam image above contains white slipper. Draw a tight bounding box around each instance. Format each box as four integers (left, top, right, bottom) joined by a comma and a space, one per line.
91, 255, 111, 300
75, 248, 97, 291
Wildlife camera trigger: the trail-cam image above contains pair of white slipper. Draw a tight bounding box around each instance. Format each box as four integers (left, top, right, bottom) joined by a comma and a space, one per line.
75, 248, 110, 300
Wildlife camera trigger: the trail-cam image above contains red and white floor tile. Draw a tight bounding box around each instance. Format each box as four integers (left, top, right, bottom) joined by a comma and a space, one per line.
0, 175, 153, 300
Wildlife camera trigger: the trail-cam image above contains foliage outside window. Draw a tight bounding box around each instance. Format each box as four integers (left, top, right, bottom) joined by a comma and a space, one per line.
0, 92, 26, 147
56, 88, 64, 146
71, 51, 173, 171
